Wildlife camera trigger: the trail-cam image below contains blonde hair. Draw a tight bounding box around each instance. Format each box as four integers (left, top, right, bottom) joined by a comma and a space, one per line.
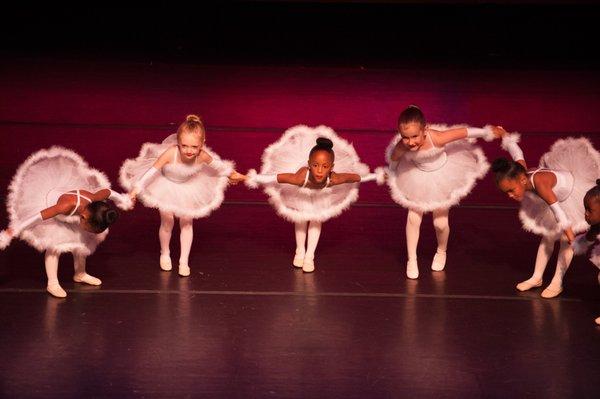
177, 114, 206, 142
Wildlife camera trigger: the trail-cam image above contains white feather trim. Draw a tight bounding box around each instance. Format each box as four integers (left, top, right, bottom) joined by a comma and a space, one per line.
245, 169, 259, 189
482, 125, 497, 142
590, 244, 600, 269
258, 125, 368, 223
0, 231, 12, 250
501, 132, 521, 151
385, 124, 490, 213
6, 146, 111, 254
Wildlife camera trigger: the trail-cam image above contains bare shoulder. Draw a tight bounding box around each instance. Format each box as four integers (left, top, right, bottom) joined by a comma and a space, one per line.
199, 150, 213, 164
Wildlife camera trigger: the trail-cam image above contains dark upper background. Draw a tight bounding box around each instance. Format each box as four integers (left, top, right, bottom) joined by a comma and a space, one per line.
1, 1, 599, 69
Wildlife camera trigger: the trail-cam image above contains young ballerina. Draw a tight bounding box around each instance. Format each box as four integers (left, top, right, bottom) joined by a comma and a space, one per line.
572, 181, 600, 324
386, 105, 502, 279
245, 125, 383, 272
0, 146, 132, 297
120, 115, 245, 277
493, 132, 600, 298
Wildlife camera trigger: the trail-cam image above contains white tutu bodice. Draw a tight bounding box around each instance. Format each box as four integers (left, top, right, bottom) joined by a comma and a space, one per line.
519, 137, 600, 238
6, 147, 110, 255
257, 125, 369, 223
119, 134, 234, 219
385, 124, 490, 213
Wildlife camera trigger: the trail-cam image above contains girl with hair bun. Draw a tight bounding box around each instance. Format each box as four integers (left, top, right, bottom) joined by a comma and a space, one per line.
493, 131, 600, 298
572, 180, 600, 324
385, 105, 503, 279
245, 125, 383, 272
0, 147, 132, 298
120, 115, 245, 277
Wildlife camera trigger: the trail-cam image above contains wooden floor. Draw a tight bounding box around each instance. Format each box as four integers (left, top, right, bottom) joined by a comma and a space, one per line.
0, 206, 599, 398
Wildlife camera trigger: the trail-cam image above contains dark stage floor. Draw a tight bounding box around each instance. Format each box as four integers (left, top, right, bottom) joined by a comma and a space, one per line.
0, 206, 599, 398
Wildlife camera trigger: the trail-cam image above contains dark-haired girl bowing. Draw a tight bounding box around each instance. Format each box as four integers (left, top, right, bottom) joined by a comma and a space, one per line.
0, 147, 132, 297
245, 125, 383, 273
493, 131, 600, 298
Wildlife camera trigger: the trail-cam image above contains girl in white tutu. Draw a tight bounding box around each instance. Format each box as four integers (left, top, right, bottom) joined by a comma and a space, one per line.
386, 105, 502, 279
245, 125, 383, 272
572, 182, 600, 324
0, 146, 132, 298
493, 132, 600, 298
120, 115, 245, 277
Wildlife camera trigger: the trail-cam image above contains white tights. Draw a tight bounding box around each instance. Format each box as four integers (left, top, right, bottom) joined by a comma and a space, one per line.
405, 208, 450, 261
294, 221, 322, 261
159, 211, 194, 266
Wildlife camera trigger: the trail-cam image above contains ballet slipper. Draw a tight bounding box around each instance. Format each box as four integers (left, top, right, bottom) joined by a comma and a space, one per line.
47, 282, 67, 298
159, 254, 172, 271
292, 255, 304, 268
73, 273, 102, 286
516, 278, 543, 292
406, 259, 419, 279
541, 285, 563, 298
431, 251, 446, 271
302, 258, 315, 273
595, 316, 600, 326
178, 264, 191, 277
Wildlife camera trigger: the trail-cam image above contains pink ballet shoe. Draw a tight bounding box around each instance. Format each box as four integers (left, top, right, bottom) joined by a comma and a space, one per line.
178, 264, 191, 277
47, 282, 67, 298
73, 273, 102, 286
516, 278, 542, 292
302, 258, 315, 273
292, 256, 304, 268
541, 285, 563, 299
406, 259, 419, 279
431, 251, 446, 271
160, 254, 172, 271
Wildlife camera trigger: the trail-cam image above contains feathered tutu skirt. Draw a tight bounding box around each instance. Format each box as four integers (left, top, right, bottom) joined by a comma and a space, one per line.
385, 124, 490, 213
6, 146, 110, 255
255, 125, 369, 223
519, 137, 600, 238
120, 134, 234, 219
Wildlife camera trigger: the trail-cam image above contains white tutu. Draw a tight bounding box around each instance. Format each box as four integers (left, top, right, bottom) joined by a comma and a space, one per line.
256, 125, 369, 223
519, 137, 600, 238
6, 147, 110, 255
385, 124, 490, 213
119, 134, 234, 219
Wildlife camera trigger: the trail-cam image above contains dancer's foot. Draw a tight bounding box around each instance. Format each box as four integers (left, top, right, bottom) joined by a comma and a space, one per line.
541, 283, 563, 299
73, 273, 102, 286
292, 256, 304, 268
431, 251, 446, 272
406, 259, 419, 279
160, 254, 172, 271
178, 264, 191, 277
595, 316, 600, 326
302, 258, 315, 273
47, 282, 67, 298
516, 278, 542, 292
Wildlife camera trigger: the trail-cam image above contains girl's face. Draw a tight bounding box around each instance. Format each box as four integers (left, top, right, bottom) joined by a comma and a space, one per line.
497, 174, 528, 202
308, 150, 334, 184
178, 132, 203, 161
79, 208, 102, 234
584, 196, 600, 225
400, 121, 426, 151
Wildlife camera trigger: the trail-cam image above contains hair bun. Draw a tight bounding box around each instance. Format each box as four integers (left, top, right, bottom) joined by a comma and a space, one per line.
185, 114, 202, 123
104, 209, 119, 225
316, 137, 334, 150
407, 104, 421, 110
491, 157, 511, 173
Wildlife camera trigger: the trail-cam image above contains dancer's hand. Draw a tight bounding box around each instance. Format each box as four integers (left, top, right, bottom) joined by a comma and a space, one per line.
565, 227, 575, 244
491, 125, 508, 139
228, 171, 246, 185
128, 191, 138, 206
